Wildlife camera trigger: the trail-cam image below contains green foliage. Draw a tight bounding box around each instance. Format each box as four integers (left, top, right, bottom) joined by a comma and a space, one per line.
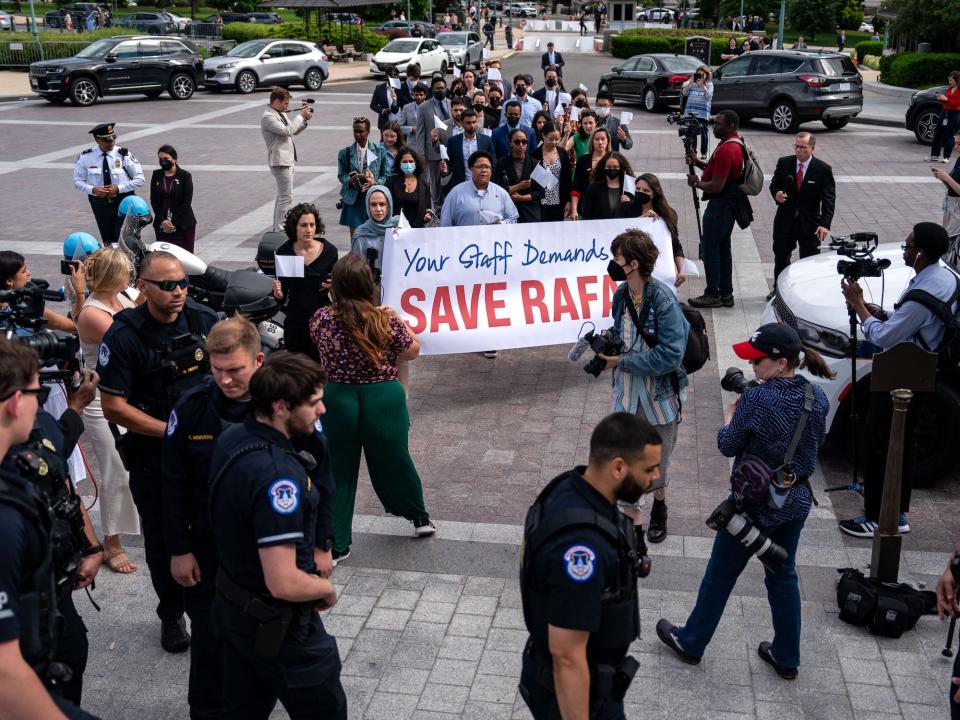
719, 0, 779, 20
881, 51, 960, 88
4, 28, 138, 42
786, 0, 838, 40
861, 53, 881, 70
854, 40, 882, 63
613, 29, 768, 64
888, 0, 960, 53
220, 20, 388, 53
837, 0, 864, 30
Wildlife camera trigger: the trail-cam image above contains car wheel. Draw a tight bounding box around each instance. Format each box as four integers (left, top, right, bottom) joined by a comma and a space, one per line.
169, 72, 195, 100
642, 85, 658, 112
822, 117, 849, 130
144, 89, 163, 98
769, 99, 798, 133
235, 70, 257, 94
440, 60, 447, 75
304, 67, 324, 91
68, 77, 98, 107
914, 108, 939, 145
913, 382, 960, 486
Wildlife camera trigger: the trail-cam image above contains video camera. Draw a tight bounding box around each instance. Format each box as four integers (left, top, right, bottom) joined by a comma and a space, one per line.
830, 232, 891, 280
666, 112, 713, 152
569, 323, 624, 377
0, 284, 82, 385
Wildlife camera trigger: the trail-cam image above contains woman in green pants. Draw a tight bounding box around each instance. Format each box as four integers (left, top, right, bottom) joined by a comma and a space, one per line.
309, 252, 435, 563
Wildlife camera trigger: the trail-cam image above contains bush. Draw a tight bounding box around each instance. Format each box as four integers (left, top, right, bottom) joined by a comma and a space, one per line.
221, 20, 388, 53
862, 54, 881, 70
882, 51, 960, 88
612, 30, 753, 64
854, 40, 882, 64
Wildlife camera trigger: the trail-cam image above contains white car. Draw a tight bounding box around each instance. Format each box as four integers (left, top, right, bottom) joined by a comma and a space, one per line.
760, 243, 960, 484
369, 38, 448, 77
859, 22, 875, 33
165, 12, 191, 32
504, 2, 539, 17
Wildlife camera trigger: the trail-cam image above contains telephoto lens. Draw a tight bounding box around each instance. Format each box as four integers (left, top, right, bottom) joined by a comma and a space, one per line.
720, 367, 761, 395
706, 498, 788, 573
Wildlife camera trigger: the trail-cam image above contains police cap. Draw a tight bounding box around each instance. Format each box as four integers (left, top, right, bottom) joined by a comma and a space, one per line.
89, 123, 116, 140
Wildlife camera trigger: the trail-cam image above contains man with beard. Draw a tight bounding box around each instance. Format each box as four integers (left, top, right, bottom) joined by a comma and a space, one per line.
518, 413, 662, 720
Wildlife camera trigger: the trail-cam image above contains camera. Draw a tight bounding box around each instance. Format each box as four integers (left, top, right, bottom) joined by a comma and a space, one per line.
0, 285, 82, 384
365, 247, 383, 285
60, 259, 81, 276
706, 497, 788, 573
721, 367, 761, 395
830, 232, 891, 280
666, 112, 712, 154
694, 72, 704, 81
582, 328, 624, 377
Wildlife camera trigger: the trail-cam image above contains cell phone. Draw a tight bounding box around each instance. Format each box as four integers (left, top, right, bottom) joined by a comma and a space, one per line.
61, 260, 80, 275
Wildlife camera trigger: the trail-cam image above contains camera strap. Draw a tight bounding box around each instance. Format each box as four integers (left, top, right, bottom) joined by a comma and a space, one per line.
776, 381, 814, 487
623, 284, 684, 420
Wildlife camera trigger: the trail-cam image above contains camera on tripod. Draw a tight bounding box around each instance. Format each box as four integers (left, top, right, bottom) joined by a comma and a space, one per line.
666, 112, 710, 150
830, 232, 891, 280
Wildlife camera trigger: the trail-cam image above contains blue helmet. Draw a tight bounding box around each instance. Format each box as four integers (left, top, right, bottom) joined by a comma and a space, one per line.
63, 231, 101, 260
118, 194, 150, 218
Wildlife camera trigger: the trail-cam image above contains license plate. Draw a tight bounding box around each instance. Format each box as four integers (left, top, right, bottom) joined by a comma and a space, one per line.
834, 82, 851, 92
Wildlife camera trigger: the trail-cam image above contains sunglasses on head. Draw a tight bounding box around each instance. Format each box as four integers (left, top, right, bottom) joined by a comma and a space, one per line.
141, 277, 189, 292
1, 385, 50, 404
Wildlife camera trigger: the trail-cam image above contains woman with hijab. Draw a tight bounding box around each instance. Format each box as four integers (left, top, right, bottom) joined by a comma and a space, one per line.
351, 185, 398, 274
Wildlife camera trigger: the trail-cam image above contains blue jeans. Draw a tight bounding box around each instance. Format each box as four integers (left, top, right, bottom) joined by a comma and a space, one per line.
676, 515, 806, 668
701, 200, 735, 297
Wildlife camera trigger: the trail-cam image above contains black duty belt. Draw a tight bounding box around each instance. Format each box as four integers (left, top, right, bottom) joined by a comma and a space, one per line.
90, 191, 133, 205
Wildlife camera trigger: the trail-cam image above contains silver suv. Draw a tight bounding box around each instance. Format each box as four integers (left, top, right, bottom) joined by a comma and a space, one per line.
711, 50, 862, 132
202, 38, 329, 94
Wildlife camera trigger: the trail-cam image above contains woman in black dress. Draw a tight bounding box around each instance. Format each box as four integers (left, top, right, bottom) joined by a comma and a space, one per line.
386, 148, 435, 228
270, 202, 339, 359
580, 151, 642, 220
149, 144, 197, 252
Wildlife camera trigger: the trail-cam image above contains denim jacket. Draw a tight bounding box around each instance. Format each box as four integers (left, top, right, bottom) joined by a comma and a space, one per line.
610, 278, 689, 402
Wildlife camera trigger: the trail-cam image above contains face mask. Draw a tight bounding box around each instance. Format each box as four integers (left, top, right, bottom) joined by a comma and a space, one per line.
159, 159, 174, 171
607, 259, 628, 282
545, 78, 556, 88
596, 106, 610, 118
453, 88, 464, 96
490, 98, 501, 107
400, 162, 416, 175
604, 168, 621, 180
635, 192, 651, 205
433, 89, 445, 101
506, 116, 519, 128
473, 104, 485, 112
515, 86, 526, 97
574, 99, 585, 108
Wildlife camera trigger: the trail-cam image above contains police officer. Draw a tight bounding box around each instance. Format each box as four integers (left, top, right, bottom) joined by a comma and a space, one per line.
210, 351, 345, 720
97, 250, 219, 653
73, 123, 145, 246
519, 412, 662, 720
0, 338, 100, 719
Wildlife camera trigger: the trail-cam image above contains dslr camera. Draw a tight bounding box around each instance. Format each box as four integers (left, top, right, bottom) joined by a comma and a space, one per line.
830, 232, 890, 281
720, 367, 761, 395
582, 328, 624, 378
706, 496, 787, 573
0, 284, 82, 385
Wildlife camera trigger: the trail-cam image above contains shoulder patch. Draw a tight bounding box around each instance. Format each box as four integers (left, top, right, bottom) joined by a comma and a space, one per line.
98, 342, 110, 368
563, 544, 597, 583
119, 147, 129, 157
268, 478, 299, 515
166, 409, 178, 437
81, 148, 93, 155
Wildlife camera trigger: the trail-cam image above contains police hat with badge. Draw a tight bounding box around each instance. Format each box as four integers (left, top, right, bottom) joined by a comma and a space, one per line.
90, 123, 116, 142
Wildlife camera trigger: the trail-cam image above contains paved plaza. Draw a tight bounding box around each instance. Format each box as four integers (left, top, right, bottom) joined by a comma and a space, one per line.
1, 53, 958, 718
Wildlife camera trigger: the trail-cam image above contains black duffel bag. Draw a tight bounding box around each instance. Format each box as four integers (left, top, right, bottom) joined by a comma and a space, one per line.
836, 568, 937, 638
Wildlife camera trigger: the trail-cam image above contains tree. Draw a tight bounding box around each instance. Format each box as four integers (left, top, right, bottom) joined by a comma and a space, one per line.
719, 0, 780, 21
837, 0, 864, 29
786, 0, 839, 40
888, 0, 960, 52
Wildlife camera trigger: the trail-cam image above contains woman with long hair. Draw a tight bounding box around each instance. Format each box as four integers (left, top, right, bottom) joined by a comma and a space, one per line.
638, 172, 687, 287
569, 129, 609, 219
531, 109, 552, 146
531, 121, 572, 222
928, 71, 960, 163
581, 151, 642, 220
76, 247, 141, 573
380, 120, 405, 177
387, 148, 436, 228
462, 67, 478, 99
309, 254, 435, 562
681, 65, 714, 160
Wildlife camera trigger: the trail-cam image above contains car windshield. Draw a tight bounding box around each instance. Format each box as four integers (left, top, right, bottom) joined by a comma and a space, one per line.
383, 39, 420, 53
226, 40, 271, 58
661, 56, 702, 72
76, 39, 118, 58
437, 33, 467, 45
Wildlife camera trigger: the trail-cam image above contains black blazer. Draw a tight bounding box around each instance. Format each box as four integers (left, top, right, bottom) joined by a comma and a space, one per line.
494, 153, 544, 223
768, 155, 836, 240
149, 167, 196, 231
581, 181, 642, 220
387, 173, 433, 227
445, 133, 495, 187
572, 153, 599, 199
540, 51, 565, 75
530, 145, 572, 208
370, 82, 401, 130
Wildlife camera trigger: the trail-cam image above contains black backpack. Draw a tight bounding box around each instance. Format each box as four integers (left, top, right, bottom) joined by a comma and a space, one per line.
678, 303, 710, 374
836, 568, 936, 638
895, 273, 960, 374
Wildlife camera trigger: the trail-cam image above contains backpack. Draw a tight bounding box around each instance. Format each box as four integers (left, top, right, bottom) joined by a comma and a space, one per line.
726, 136, 764, 196
836, 568, 936, 638
895, 273, 960, 374
629, 285, 710, 376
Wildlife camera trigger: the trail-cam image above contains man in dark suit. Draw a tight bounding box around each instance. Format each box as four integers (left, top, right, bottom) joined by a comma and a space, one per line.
491, 100, 535, 158
441, 109, 495, 192
540, 41, 564, 77
532, 66, 564, 116
768, 131, 836, 298
370, 67, 408, 131
413, 74, 453, 208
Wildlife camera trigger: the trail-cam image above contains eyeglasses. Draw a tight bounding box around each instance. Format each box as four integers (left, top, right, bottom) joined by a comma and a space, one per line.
0, 385, 50, 404
140, 277, 189, 292
472, 165, 492, 171
512, 139, 528, 146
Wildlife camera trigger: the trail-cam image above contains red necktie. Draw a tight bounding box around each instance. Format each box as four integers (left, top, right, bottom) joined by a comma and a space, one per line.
796, 163, 804, 191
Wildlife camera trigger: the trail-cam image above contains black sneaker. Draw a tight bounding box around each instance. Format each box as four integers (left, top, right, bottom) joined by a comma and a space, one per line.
414, 518, 436, 537
656, 619, 700, 665
758, 641, 798, 679
689, 293, 722, 309
332, 548, 351, 567
721, 294, 735, 307
160, 616, 190, 654
647, 500, 667, 544
838, 516, 878, 538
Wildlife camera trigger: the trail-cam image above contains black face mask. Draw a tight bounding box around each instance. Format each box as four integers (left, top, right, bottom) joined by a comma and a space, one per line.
574, 99, 585, 108
635, 192, 652, 205
515, 85, 527, 96
473, 104, 485, 112
604, 168, 621, 180
607, 259, 628, 282
545, 78, 557, 88
506, 116, 519, 128
159, 159, 174, 171
490, 98, 502, 107
433, 89, 446, 101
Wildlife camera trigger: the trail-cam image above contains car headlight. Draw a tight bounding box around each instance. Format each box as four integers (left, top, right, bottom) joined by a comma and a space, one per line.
44, 66, 66, 74
909, 93, 918, 106
216, 62, 237, 70
795, 318, 849, 358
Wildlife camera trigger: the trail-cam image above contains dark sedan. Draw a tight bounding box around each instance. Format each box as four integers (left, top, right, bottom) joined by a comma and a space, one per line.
906, 86, 946, 145
598, 53, 703, 112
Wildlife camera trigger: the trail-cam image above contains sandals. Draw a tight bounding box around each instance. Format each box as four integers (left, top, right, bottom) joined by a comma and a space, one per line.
102, 548, 137, 574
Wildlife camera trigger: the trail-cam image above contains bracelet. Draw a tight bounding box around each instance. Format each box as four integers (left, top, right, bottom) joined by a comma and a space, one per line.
81, 544, 104, 557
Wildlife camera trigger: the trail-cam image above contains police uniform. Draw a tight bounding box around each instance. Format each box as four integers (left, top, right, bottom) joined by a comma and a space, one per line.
97, 298, 219, 629
210, 417, 345, 720
73, 123, 145, 246
519, 467, 641, 720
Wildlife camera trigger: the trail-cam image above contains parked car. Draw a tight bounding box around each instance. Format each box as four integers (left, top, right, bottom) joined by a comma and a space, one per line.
328, 12, 362, 25
44, 5, 107, 29
164, 12, 191, 32
203, 38, 328, 93
598, 53, 702, 111
248, 12, 283, 24
906, 85, 945, 145
436, 31, 482, 70
0, 10, 12, 30
29, 35, 202, 106
762, 244, 960, 485
114, 12, 176, 35
379, 19, 437, 38
858, 22, 875, 33
710, 50, 863, 132
208, 12, 251, 24
637, 8, 672, 22
503, 2, 540, 17
369, 37, 447, 77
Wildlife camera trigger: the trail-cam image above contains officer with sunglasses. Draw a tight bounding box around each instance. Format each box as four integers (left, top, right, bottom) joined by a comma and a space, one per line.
96, 250, 219, 655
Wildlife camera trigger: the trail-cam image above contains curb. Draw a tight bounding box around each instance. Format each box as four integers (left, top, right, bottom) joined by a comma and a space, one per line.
864, 80, 916, 99
0, 94, 34, 102
850, 114, 901, 129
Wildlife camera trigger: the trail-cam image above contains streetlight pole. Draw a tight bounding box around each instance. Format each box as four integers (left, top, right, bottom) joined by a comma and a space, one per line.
739, 0, 743, 31
27, 0, 40, 49
778, 0, 785, 48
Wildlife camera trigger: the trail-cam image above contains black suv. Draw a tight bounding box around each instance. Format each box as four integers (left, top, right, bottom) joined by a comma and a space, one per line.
710, 50, 863, 132
44, 3, 109, 29
906, 86, 946, 145
29, 35, 203, 106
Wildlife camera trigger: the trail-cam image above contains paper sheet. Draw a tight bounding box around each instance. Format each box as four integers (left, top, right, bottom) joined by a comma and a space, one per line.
531, 163, 558, 190
681, 258, 701, 276
397, 210, 412, 230
552, 103, 566, 119
478, 210, 503, 225
575, 38, 581, 48
274, 254, 304, 278
439, 143, 449, 161
434, 115, 448, 131
482, 47, 491, 59
619, 111, 634, 126
623, 174, 636, 195
388, 76, 401, 89
487, 68, 502, 81
535, 38, 541, 48
569, 106, 581, 122
453, 65, 461, 78
578, 83, 588, 92
366, 148, 377, 166
558, 92, 572, 106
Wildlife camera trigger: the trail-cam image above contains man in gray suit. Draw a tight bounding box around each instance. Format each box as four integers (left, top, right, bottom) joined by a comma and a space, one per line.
595, 90, 633, 153
413, 74, 452, 210
398, 82, 428, 145
261, 86, 312, 231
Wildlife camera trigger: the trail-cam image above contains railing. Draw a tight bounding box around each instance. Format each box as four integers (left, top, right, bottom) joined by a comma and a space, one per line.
0, 40, 89, 67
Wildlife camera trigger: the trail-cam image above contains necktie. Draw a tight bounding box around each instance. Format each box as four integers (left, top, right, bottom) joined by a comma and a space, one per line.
101, 152, 111, 190
796, 163, 804, 191
437, 100, 449, 120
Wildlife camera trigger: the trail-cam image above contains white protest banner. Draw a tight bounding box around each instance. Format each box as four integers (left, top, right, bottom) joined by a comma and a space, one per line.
530, 163, 558, 190
274, 254, 304, 278
619, 111, 634, 126
434, 115, 448, 131
381, 218, 675, 355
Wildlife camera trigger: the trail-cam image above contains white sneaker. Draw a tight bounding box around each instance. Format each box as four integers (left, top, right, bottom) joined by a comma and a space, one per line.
924, 155, 938, 162
942, 157, 952, 163
414, 519, 436, 536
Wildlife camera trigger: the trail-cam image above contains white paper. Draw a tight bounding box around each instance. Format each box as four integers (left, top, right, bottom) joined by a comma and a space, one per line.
681, 258, 701, 277
388, 76, 401, 89
552, 103, 566, 119
481, 127, 492, 136
535, 38, 541, 48
531, 163, 558, 190
619, 111, 634, 126
397, 210, 412, 230
366, 148, 377, 166
487, 68, 502, 81
578, 83, 588, 92
558, 91, 572, 106
274, 254, 304, 278
439, 144, 449, 161
453, 65, 461, 78
482, 47, 491, 59
478, 210, 503, 225
434, 115, 448, 131
575, 38, 581, 48
569, 105, 581, 122
623, 174, 636, 195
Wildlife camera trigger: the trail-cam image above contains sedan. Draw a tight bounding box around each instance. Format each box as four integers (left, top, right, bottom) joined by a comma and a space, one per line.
203, 38, 329, 93
436, 31, 482, 69
0, 10, 13, 30
115, 12, 176, 35
369, 37, 448, 77
906, 85, 945, 145
164, 12, 191, 32
598, 53, 703, 112
248, 12, 283, 24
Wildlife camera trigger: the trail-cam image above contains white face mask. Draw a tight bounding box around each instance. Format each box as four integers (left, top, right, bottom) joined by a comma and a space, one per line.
596, 106, 611, 118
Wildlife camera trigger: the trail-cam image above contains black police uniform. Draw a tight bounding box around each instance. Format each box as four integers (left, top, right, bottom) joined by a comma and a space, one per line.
96, 298, 219, 625
210, 417, 345, 720
519, 467, 641, 720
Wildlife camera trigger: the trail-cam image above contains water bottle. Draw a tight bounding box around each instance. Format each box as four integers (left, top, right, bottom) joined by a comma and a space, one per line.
165, 210, 173, 233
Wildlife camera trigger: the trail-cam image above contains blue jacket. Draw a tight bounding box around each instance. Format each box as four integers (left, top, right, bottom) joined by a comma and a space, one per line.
445, 132, 495, 186
337, 142, 388, 207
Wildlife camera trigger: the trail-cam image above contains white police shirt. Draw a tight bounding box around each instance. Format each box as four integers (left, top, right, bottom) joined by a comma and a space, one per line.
73, 145, 145, 196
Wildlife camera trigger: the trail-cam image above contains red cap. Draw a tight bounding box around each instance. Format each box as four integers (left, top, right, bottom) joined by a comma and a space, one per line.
732, 323, 802, 361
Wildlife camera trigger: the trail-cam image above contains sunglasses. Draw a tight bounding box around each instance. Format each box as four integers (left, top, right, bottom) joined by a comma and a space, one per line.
513, 139, 528, 145
141, 277, 189, 292
1, 385, 50, 404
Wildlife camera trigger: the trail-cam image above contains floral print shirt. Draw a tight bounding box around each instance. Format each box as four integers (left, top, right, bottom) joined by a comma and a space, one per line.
309, 307, 411, 383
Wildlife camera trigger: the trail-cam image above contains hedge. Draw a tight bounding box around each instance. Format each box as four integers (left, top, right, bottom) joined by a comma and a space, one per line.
881, 52, 960, 88
4, 28, 138, 42
221, 21, 388, 53
854, 40, 882, 65
611, 32, 756, 65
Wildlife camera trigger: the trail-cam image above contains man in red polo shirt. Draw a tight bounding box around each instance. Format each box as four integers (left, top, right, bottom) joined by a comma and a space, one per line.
685, 110, 744, 309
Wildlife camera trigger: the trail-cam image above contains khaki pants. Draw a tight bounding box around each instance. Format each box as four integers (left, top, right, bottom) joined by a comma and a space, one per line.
271, 165, 295, 231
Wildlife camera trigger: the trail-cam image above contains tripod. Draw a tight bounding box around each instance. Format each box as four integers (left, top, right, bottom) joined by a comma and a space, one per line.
826, 304, 864, 494
682, 134, 705, 258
